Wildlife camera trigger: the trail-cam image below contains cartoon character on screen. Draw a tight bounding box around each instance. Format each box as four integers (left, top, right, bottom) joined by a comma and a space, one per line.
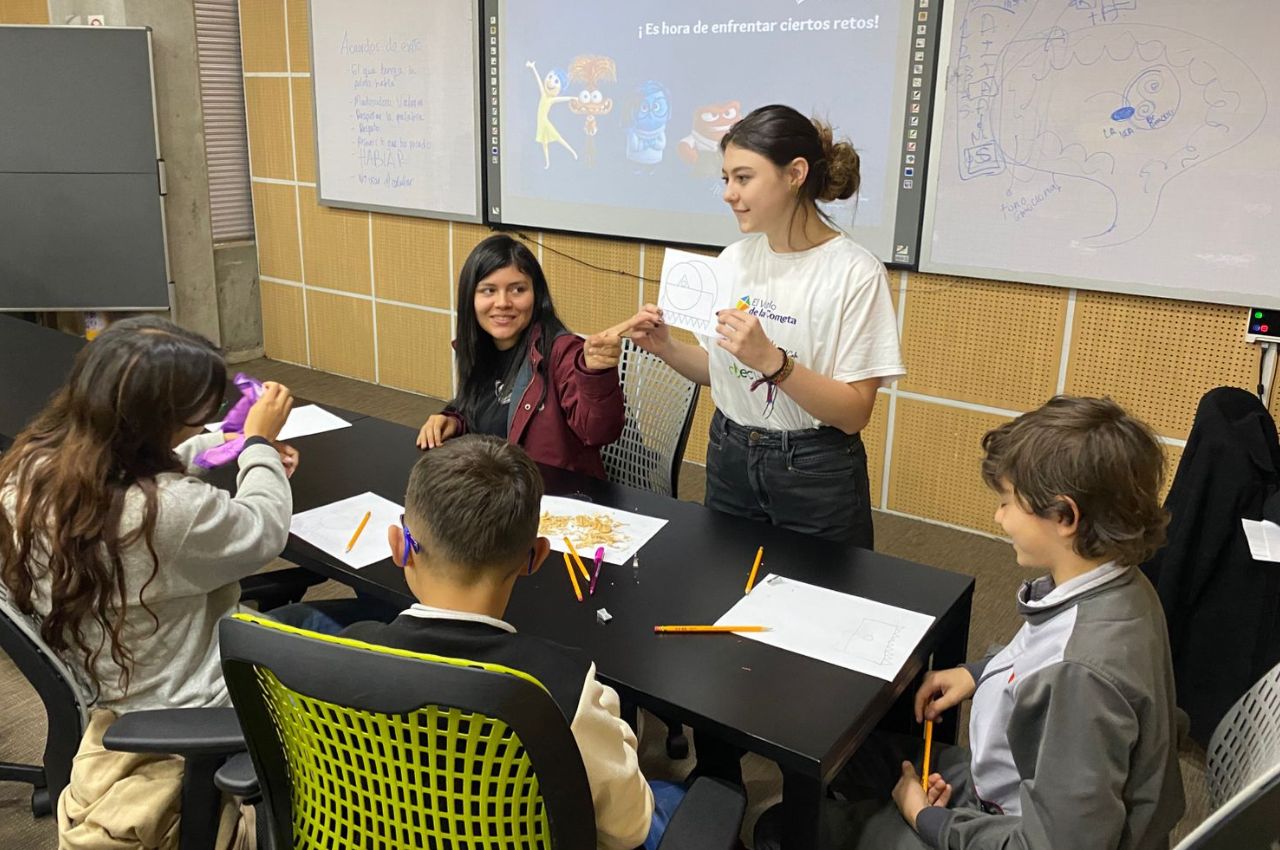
568, 55, 617, 168
623, 80, 670, 172
526, 61, 577, 169
678, 100, 741, 178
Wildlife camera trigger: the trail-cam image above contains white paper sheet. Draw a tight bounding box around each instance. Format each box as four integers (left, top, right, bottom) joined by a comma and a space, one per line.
539, 495, 668, 567
206, 404, 351, 442
290, 492, 403, 569
716, 574, 937, 680
657, 248, 738, 336
1242, 519, 1280, 564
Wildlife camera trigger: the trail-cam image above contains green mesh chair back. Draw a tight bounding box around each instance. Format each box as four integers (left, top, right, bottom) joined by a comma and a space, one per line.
219, 613, 596, 849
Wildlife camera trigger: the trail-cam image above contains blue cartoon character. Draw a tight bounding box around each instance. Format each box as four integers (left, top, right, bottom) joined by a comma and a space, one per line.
624, 80, 670, 170
526, 60, 577, 169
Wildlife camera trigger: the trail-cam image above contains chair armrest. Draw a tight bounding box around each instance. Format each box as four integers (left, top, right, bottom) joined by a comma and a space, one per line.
103, 708, 245, 757
656, 777, 746, 850
240, 566, 324, 607
214, 751, 260, 798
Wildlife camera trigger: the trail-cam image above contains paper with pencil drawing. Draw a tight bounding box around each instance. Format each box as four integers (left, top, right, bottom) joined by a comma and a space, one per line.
539, 495, 667, 566
716, 574, 936, 680
207, 404, 351, 442
290, 492, 403, 569
657, 248, 737, 336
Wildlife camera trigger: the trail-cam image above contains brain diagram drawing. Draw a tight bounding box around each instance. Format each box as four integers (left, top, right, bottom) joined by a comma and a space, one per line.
953, 11, 1266, 248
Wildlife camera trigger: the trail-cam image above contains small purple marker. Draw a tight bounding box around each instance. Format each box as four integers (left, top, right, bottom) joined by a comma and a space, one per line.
589, 547, 604, 595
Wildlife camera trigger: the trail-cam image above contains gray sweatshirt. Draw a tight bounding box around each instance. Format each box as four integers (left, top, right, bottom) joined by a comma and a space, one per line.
0, 433, 291, 712
917, 563, 1185, 850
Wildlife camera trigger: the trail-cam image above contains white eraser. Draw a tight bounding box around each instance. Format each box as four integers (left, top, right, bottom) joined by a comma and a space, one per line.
596, 608, 612, 624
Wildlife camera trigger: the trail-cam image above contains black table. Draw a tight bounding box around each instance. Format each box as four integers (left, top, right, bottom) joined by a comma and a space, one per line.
0, 315, 85, 447
6, 318, 975, 848
260, 415, 975, 850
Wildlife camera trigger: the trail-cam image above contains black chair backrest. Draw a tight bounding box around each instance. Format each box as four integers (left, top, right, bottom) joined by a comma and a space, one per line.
0, 600, 89, 806
219, 615, 597, 850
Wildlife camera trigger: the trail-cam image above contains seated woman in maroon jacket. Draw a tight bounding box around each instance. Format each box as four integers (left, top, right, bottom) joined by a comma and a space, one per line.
416, 234, 627, 478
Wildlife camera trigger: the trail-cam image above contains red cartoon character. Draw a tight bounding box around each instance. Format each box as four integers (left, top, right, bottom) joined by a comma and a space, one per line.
678, 100, 741, 177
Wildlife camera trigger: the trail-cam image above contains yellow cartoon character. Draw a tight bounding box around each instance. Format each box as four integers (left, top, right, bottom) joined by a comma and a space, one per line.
568, 55, 617, 168
526, 61, 577, 169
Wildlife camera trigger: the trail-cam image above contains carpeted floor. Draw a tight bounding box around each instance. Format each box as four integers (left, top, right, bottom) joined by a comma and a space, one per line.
0, 358, 1207, 847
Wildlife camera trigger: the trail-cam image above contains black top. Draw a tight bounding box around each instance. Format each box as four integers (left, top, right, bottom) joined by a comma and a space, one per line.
1141, 386, 1280, 744
469, 345, 519, 438
342, 612, 592, 724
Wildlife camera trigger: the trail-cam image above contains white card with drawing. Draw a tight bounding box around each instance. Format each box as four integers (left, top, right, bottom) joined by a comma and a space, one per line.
716, 574, 936, 680
658, 248, 737, 336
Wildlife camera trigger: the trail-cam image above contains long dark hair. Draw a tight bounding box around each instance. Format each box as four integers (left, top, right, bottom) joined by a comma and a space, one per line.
721, 104, 861, 240
0, 317, 226, 696
450, 234, 568, 422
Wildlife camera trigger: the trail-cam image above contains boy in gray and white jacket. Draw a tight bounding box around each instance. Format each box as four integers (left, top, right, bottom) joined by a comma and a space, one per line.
901, 396, 1184, 850
759, 397, 1184, 850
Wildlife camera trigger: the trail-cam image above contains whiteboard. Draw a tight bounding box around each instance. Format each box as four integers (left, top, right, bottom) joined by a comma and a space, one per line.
920, 0, 1279, 308
308, 0, 482, 221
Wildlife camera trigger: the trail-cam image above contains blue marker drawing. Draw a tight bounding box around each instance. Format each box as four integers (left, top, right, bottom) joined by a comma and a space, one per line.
949, 0, 1267, 247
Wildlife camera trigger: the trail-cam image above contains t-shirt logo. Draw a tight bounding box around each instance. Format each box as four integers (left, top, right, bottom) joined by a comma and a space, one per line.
735, 294, 751, 311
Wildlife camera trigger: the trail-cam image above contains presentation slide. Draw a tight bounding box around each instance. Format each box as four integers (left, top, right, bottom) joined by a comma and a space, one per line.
484, 0, 937, 262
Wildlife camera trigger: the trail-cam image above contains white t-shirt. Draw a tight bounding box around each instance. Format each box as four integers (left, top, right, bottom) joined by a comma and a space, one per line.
700, 233, 905, 431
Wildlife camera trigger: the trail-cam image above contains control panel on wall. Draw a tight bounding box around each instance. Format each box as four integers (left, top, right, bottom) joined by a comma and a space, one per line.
1246, 308, 1280, 344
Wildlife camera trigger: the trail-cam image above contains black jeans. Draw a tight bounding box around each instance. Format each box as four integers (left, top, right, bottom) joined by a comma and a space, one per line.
704, 410, 874, 549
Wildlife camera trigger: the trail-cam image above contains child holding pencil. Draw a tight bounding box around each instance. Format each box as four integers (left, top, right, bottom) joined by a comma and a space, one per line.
755, 397, 1185, 850
342, 435, 686, 849
416, 234, 630, 478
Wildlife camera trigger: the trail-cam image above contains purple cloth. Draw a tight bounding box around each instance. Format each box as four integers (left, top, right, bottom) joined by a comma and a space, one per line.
193, 373, 263, 469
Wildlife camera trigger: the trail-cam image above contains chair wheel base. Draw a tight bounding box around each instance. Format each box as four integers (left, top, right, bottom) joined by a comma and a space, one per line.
31, 786, 51, 817
666, 731, 689, 761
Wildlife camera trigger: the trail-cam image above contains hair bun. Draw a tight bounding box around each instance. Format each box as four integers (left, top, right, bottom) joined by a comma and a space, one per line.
812, 118, 861, 202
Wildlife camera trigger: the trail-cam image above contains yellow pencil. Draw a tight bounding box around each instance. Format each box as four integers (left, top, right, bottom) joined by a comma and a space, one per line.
563, 537, 590, 581
653, 625, 769, 634
744, 546, 764, 594
345, 510, 372, 553
922, 719, 934, 791
563, 553, 583, 602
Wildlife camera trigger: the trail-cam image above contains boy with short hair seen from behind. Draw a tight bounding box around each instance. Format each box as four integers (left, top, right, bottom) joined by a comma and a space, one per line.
341, 435, 655, 850
894, 395, 1185, 849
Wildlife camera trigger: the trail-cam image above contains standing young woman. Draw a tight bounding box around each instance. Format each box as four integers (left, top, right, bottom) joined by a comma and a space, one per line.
416, 233, 629, 478
628, 104, 904, 547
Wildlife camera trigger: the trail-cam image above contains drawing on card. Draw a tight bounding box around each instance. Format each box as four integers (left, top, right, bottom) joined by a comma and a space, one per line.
950, 0, 1267, 246
837, 618, 905, 668
658, 247, 736, 335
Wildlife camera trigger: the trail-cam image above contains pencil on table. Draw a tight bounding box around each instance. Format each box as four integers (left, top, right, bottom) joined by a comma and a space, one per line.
345, 511, 372, 553
653, 625, 769, 634
922, 719, 934, 791
563, 552, 583, 603
563, 537, 590, 581
745, 546, 764, 593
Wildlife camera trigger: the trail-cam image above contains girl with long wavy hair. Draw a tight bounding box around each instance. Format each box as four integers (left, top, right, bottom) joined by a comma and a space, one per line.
0, 316, 297, 712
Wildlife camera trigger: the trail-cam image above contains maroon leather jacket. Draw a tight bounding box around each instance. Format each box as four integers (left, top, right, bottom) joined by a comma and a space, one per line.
443, 327, 624, 478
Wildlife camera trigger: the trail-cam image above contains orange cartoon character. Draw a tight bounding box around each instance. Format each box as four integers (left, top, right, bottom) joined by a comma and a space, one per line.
568, 55, 617, 168
678, 101, 741, 177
